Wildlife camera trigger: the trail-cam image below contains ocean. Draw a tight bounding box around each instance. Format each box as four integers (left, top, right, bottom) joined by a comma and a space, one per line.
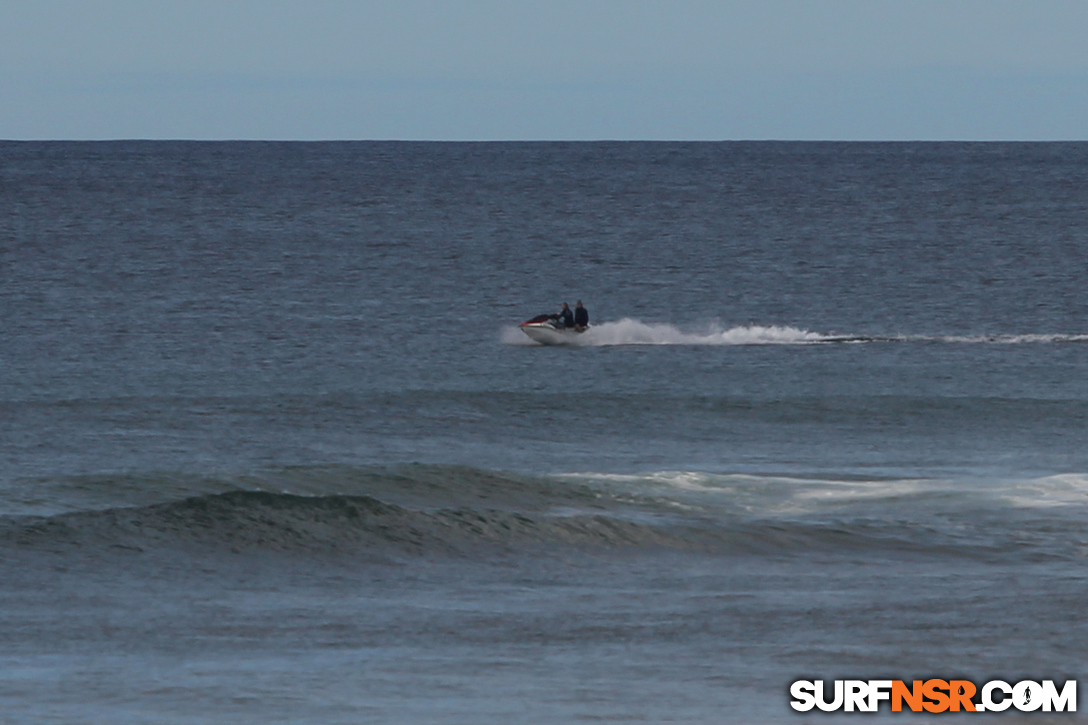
1, 141, 1087, 723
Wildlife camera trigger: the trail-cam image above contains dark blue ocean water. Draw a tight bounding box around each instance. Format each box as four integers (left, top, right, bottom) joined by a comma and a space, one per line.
2, 141, 1087, 722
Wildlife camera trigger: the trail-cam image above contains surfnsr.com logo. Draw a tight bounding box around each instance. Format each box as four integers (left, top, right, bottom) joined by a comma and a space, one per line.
790, 679, 1076, 713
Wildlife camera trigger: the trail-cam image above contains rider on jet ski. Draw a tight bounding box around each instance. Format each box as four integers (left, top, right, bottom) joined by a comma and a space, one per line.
553, 302, 575, 328
573, 300, 588, 331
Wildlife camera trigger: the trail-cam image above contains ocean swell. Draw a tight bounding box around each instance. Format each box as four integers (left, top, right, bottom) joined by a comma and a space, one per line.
4, 467, 1088, 562
0, 489, 685, 556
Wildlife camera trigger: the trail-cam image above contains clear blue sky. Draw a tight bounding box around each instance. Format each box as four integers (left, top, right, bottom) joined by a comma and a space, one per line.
3, 0, 1087, 140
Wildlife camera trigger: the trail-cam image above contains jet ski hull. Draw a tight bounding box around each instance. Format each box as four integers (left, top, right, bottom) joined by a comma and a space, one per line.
519, 321, 584, 345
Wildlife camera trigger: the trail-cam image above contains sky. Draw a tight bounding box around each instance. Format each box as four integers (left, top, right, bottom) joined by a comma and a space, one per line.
2, 0, 1088, 140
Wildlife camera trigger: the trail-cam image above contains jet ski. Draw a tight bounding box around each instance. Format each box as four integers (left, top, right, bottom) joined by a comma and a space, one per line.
519, 314, 587, 345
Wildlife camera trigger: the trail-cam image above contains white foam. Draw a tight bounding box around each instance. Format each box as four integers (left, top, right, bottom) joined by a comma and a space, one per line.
996, 473, 1088, 508
570, 470, 1088, 517
583, 319, 834, 346
559, 470, 944, 517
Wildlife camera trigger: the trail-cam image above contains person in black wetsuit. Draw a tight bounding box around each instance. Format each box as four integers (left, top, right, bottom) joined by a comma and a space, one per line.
551, 302, 575, 328
574, 300, 589, 331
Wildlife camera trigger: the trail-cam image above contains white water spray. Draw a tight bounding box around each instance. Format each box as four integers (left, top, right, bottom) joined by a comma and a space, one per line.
503, 318, 1088, 347
504, 318, 845, 347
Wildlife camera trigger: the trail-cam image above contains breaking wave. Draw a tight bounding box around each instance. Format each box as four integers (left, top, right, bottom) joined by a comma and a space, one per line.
503, 319, 1088, 347
4, 465, 1088, 562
